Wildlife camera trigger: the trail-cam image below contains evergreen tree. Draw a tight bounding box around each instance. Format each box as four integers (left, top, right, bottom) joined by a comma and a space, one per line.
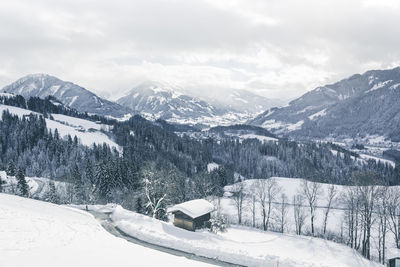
0, 176, 4, 193
7, 161, 16, 176
94, 161, 113, 203
136, 196, 143, 214
16, 167, 29, 197
85, 156, 94, 184
72, 164, 85, 204
47, 180, 59, 204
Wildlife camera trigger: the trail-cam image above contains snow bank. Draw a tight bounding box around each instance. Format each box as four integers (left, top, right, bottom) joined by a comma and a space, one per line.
111, 206, 379, 267
0, 194, 211, 267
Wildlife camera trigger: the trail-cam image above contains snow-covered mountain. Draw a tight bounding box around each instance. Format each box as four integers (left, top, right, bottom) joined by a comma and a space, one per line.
117, 81, 226, 121
249, 66, 400, 141
1, 74, 132, 119
117, 81, 281, 126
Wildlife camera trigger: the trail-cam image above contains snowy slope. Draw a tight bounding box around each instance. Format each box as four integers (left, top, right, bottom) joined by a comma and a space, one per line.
110, 205, 379, 267
249, 66, 400, 141
0, 193, 212, 267
0, 104, 120, 151
222, 178, 400, 262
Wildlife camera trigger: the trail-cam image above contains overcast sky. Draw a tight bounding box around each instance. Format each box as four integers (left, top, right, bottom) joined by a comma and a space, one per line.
0, 0, 399, 101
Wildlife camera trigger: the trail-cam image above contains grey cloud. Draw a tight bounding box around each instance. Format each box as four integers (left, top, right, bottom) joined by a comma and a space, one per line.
0, 0, 399, 101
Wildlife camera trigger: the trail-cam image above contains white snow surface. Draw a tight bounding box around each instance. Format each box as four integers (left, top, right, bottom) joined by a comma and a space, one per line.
51, 113, 106, 131
207, 162, 219, 172
261, 119, 304, 133
309, 108, 327, 120
0, 194, 212, 267
359, 153, 396, 167
366, 80, 393, 93
167, 199, 214, 218
111, 205, 379, 267
0, 92, 14, 98
225, 133, 278, 142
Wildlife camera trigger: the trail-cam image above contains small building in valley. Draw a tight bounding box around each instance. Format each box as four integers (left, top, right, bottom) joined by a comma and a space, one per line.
168, 199, 214, 231
389, 257, 400, 267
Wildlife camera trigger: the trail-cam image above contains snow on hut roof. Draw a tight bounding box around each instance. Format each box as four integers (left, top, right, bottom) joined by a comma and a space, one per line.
167, 199, 214, 219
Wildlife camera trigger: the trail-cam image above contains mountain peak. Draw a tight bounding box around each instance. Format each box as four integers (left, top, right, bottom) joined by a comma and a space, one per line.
117, 81, 225, 121
129, 80, 184, 98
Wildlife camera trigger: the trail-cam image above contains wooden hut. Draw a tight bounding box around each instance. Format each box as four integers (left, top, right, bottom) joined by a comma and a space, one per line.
168, 199, 214, 231
389, 257, 400, 267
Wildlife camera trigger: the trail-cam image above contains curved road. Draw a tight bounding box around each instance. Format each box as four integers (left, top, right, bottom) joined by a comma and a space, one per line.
89, 211, 243, 267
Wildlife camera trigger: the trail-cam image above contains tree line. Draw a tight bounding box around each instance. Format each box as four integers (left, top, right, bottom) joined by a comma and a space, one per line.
224, 171, 400, 265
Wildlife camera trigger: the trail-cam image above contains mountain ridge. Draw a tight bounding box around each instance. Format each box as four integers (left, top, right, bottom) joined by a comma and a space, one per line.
249, 66, 400, 141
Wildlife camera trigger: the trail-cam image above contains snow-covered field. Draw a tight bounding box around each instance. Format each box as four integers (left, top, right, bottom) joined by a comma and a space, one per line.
225, 133, 278, 143
162, 111, 255, 128
330, 148, 396, 167
110, 205, 379, 266
0, 104, 120, 151
261, 119, 304, 133
0, 194, 212, 267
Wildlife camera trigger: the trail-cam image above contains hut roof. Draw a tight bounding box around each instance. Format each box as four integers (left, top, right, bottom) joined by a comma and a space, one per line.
168, 199, 214, 219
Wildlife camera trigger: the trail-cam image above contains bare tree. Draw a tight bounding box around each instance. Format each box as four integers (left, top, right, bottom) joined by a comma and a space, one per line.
376, 186, 389, 265
342, 185, 361, 250
192, 172, 215, 199
278, 193, 289, 233
141, 163, 168, 219
250, 194, 256, 228
231, 182, 245, 224
255, 178, 279, 231
357, 182, 379, 260
301, 179, 321, 236
323, 184, 337, 235
388, 187, 400, 249
293, 194, 307, 235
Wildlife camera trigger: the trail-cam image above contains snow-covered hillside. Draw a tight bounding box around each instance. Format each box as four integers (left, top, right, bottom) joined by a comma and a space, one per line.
0, 194, 211, 267
221, 178, 400, 262
0, 104, 120, 151
249, 66, 400, 141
